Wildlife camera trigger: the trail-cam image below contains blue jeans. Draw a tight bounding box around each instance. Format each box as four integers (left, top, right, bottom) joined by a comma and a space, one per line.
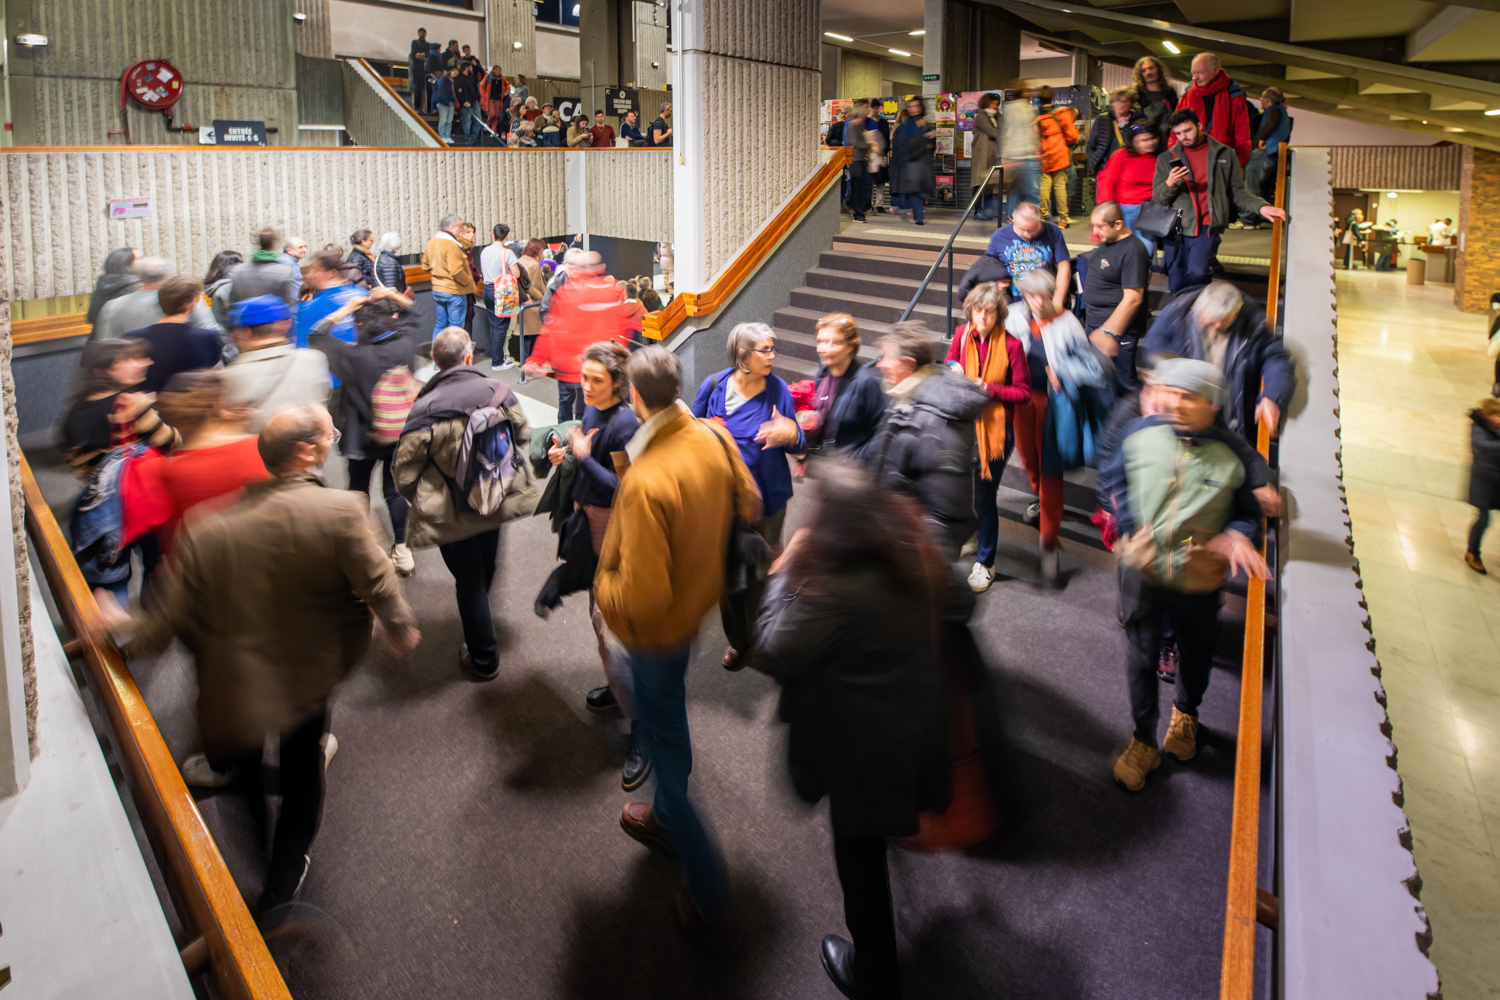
460, 105, 480, 141
436, 104, 455, 141
629, 646, 730, 921
432, 290, 468, 339
1163, 230, 1220, 295
974, 456, 1011, 568
1006, 159, 1041, 218
893, 192, 925, 223
1120, 202, 1158, 256
1470, 509, 1491, 555
557, 381, 584, 423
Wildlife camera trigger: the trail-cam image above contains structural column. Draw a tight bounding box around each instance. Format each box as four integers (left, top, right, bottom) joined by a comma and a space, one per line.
1455, 145, 1500, 313
672, 0, 821, 293
0, 211, 35, 798
488, 0, 538, 78
579, 0, 621, 118
923, 0, 1020, 94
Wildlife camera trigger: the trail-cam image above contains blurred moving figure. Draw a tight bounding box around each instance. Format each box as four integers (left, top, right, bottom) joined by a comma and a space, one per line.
93, 256, 219, 341
1101, 359, 1269, 791
598, 346, 761, 941
1464, 397, 1500, 574
101, 405, 420, 914
221, 296, 332, 432
132, 276, 224, 395
754, 461, 950, 1000
797, 313, 885, 459
525, 251, 633, 422
86, 247, 139, 328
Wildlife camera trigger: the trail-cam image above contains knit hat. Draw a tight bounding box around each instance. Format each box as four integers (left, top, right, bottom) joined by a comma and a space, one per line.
1154, 357, 1225, 406
229, 294, 290, 328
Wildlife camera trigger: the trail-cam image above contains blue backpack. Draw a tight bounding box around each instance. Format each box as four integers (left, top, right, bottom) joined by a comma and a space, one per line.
452, 396, 522, 515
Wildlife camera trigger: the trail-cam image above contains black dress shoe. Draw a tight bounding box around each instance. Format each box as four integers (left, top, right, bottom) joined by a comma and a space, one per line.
586, 685, 618, 713
622, 726, 651, 791
821, 935, 891, 1000
459, 645, 498, 682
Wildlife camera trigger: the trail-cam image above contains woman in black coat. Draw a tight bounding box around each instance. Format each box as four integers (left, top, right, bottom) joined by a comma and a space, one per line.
797, 312, 888, 461
1465, 398, 1500, 574
755, 461, 950, 1000
87, 247, 139, 327
889, 98, 936, 225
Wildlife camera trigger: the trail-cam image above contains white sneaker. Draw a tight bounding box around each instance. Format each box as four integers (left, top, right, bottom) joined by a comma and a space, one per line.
1040, 544, 1060, 587
181, 753, 236, 788
960, 535, 979, 559
390, 543, 415, 577
492, 358, 517, 371
967, 562, 994, 593
321, 733, 338, 769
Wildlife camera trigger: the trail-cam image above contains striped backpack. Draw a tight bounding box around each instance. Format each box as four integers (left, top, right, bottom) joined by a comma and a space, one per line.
370, 364, 419, 444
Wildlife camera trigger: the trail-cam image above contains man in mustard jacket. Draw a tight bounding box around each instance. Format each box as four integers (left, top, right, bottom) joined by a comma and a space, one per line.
422, 213, 478, 340
596, 345, 761, 940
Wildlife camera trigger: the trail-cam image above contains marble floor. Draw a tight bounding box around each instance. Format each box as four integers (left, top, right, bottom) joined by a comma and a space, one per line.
1336, 270, 1500, 999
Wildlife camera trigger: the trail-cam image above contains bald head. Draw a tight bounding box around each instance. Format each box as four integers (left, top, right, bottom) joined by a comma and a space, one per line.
1091, 201, 1129, 244
432, 326, 474, 371
258, 405, 332, 476
1092, 201, 1124, 226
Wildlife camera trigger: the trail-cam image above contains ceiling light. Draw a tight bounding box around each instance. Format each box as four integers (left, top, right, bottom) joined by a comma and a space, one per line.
1487, 109, 1500, 116
1387, 191, 1398, 198
651, 61, 659, 68
513, 41, 523, 49
888, 48, 911, 57
1422, 119, 1428, 124
909, 29, 925, 36
825, 32, 853, 42
572, 3, 579, 13
15, 33, 47, 46
292, 12, 307, 22
1162, 40, 1180, 54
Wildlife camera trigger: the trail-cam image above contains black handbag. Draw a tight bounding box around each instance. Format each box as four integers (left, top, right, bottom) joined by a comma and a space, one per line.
1132, 202, 1181, 240
700, 420, 772, 656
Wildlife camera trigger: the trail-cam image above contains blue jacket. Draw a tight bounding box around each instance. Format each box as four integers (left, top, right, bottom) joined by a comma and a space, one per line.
571, 401, 639, 509
818, 356, 887, 460
691, 369, 804, 517
1142, 288, 1295, 438
433, 76, 455, 108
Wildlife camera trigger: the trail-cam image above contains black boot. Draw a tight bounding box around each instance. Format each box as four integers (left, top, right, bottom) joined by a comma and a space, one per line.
622, 721, 651, 791
821, 935, 893, 1000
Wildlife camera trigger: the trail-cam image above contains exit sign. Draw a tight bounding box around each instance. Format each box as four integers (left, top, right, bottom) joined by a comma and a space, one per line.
923, 74, 939, 81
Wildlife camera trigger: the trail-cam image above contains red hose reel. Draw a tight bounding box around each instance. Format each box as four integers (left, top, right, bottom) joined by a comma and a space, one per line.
121, 59, 185, 111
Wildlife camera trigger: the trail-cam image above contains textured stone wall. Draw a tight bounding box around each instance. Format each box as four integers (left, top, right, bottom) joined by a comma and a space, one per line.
838, 51, 883, 99
1455, 146, 1500, 314
631, 2, 669, 91
13, 0, 299, 146
341, 61, 436, 148
293, 0, 335, 60
298, 54, 346, 128
0, 148, 572, 301
1330, 145, 1462, 192
0, 211, 36, 760
585, 151, 672, 244
488, 0, 538, 79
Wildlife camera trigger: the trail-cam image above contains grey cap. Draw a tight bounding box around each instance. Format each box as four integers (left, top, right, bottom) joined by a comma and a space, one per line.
1155, 357, 1225, 406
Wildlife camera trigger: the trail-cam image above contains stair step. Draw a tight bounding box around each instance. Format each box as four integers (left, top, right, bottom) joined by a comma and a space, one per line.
835, 230, 993, 259
770, 326, 881, 364
819, 249, 965, 282
773, 307, 921, 341
803, 267, 961, 309
787, 287, 961, 330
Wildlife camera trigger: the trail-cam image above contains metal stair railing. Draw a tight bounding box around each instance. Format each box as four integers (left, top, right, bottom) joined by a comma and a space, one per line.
896, 164, 1002, 332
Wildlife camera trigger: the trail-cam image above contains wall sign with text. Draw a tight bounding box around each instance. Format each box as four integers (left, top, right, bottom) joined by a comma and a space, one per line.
108, 197, 152, 220
212, 120, 268, 146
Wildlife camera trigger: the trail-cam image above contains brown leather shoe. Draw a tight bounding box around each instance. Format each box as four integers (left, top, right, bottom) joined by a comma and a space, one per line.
620, 802, 677, 858
1465, 551, 1487, 575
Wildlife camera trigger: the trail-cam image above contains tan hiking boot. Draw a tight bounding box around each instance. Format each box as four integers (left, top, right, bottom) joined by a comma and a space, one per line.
1164, 707, 1199, 761
1113, 738, 1162, 792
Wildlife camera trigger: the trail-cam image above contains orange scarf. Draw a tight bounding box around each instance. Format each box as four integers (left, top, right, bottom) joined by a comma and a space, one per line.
960, 323, 1009, 479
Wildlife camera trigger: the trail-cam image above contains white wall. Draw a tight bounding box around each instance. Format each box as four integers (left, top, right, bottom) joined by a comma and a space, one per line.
1366, 190, 1460, 241
1280, 107, 1441, 148
537, 26, 582, 79
330, 0, 486, 64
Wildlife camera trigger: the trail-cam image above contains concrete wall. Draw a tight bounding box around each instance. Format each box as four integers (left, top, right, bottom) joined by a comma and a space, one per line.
331, 0, 484, 63
298, 54, 345, 128
294, 0, 335, 60
630, 2, 669, 91
5, 0, 300, 146
1330, 145, 1463, 191
488, 0, 538, 77
582, 151, 672, 244
341, 60, 436, 147
838, 51, 883, 99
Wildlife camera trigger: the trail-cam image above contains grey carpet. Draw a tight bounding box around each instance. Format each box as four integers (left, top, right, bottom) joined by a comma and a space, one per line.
25, 392, 1268, 998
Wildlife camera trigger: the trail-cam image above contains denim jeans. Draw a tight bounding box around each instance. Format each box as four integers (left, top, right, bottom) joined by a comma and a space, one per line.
438, 529, 500, 673
1121, 569, 1219, 746
1119, 202, 1158, 256
892, 192, 925, 223
557, 381, 584, 423
974, 456, 1011, 568
1006, 159, 1041, 218
437, 104, 455, 141
460, 104, 480, 141
432, 290, 468, 339
628, 646, 730, 921
1163, 230, 1221, 295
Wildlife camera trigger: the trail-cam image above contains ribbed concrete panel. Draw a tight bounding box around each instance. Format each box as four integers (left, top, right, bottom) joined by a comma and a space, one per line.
632, 2, 669, 91
488, 0, 538, 78
341, 62, 431, 148
27, 0, 295, 88
297, 55, 344, 127
1330, 144, 1463, 191
1, 150, 568, 301
293, 0, 335, 59
30, 79, 297, 147
700, 58, 820, 277
701, 0, 819, 72
585, 152, 672, 244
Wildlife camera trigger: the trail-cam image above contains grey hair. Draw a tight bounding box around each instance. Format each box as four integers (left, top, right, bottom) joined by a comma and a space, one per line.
726, 322, 776, 370
432, 326, 473, 370
376, 232, 402, 255
1015, 267, 1057, 301
1193, 51, 1221, 71
1012, 201, 1042, 221
659, 101, 671, 114
1190, 280, 1244, 328
282, 236, 305, 252
438, 213, 462, 233
131, 256, 173, 283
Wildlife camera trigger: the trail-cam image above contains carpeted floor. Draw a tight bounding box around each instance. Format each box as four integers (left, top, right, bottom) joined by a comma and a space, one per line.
25, 370, 1267, 999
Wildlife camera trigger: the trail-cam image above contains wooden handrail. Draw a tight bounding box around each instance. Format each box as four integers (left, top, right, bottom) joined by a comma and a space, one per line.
642, 147, 853, 341
355, 57, 448, 148
19, 453, 292, 1000
1218, 150, 1287, 1000
13, 313, 91, 345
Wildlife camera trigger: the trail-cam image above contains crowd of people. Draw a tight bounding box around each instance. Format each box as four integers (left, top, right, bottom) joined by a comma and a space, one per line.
56, 156, 1304, 995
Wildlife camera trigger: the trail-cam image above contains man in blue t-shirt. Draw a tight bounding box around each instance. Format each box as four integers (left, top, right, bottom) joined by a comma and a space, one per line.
984, 201, 1072, 313
294, 249, 359, 385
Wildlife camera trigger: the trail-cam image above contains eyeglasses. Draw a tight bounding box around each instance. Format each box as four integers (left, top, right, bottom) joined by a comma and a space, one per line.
328, 427, 342, 445
752, 345, 777, 356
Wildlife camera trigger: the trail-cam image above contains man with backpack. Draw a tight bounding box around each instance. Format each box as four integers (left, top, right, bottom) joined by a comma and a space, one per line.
393, 327, 543, 680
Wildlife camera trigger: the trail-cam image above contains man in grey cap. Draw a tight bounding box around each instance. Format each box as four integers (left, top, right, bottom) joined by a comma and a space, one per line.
1100, 356, 1270, 792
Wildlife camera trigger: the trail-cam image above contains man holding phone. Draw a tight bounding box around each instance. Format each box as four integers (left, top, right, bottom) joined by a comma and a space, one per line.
1152, 108, 1286, 294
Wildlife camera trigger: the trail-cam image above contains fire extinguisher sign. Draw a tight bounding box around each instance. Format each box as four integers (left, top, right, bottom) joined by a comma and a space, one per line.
212, 120, 268, 146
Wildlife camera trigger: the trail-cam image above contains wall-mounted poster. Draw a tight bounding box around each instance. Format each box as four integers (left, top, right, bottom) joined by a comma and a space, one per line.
964, 131, 974, 158
936, 129, 955, 156
882, 98, 899, 119
934, 93, 956, 126
957, 92, 981, 130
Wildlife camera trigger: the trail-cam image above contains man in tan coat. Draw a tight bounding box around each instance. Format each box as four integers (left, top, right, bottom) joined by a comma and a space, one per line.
598, 345, 760, 938
103, 404, 419, 914
422, 213, 478, 340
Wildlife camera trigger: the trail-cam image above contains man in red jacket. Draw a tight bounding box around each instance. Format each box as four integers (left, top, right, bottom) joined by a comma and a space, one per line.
1173, 52, 1251, 167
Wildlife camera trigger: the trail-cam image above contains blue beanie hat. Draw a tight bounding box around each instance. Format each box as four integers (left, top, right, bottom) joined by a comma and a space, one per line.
229, 294, 291, 328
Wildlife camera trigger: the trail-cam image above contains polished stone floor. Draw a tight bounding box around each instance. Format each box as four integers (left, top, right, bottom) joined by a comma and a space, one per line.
1336, 270, 1500, 999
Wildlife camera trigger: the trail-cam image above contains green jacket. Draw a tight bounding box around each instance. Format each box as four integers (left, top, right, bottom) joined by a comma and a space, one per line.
1151, 134, 1269, 236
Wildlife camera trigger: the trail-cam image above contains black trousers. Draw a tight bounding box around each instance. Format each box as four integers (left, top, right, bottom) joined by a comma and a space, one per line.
208, 707, 328, 909
439, 528, 500, 672
346, 443, 408, 543
1120, 568, 1219, 746
833, 835, 900, 999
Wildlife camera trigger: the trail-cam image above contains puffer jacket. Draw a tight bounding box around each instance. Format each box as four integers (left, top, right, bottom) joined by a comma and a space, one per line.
1036, 104, 1078, 173
375, 250, 408, 294
392, 365, 542, 547
870, 365, 990, 553
1086, 113, 1131, 175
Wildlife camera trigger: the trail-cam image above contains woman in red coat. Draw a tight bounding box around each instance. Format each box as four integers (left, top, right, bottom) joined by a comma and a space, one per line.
1097, 122, 1162, 254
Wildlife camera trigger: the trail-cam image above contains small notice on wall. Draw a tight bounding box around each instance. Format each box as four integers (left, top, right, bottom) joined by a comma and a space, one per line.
108, 197, 152, 220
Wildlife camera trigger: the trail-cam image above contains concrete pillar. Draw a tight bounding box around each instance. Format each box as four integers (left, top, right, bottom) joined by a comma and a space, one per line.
623, 2, 669, 91
924, 0, 1020, 94
821, 44, 842, 101
672, 0, 820, 292
292, 0, 334, 60
0, 225, 34, 798
579, 0, 620, 119
1454, 145, 1500, 313
488, 0, 538, 79
1072, 50, 1102, 88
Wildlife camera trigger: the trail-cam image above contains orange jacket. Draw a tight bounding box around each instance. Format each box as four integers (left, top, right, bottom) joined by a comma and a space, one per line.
1036, 105, 1079, 173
